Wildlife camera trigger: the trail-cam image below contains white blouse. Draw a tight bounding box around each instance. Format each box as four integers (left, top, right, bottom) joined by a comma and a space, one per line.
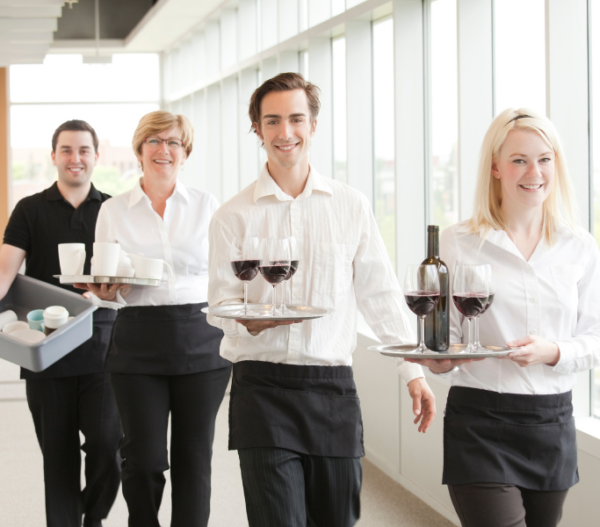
207, 164, 423, 385
92, 178, 218, 308
441, 220, 600, 395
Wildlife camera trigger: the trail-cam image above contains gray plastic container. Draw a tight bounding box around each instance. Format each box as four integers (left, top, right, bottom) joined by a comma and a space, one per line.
0, 274, 97, 372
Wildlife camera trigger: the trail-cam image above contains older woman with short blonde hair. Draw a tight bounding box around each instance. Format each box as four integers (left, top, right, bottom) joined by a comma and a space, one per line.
79, 110, 231, 527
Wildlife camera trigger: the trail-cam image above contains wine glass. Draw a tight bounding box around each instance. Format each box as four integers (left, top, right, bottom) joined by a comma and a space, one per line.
452, 264, 489, 353
280, 236, 301, 314
404, 264, 441, 353
230, 237, 260, 315
473, 264, 493, 351
259, 238, 291, 316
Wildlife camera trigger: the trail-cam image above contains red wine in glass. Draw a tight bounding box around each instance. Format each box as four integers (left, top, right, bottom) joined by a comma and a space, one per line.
480, 293, 494, 315
452, 293, 488, 318
231, 260, 260, 281
405, 292, 440, 317
259, 264, 291, 285
285, 260, 299, 280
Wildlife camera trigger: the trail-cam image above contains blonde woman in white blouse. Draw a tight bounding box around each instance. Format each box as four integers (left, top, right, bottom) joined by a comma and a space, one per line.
408, 108, 600, 527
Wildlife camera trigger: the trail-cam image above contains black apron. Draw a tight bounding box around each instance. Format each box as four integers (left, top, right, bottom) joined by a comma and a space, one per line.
229, 361, 364, 458
443, 386, 578, 491
105, 303, 230, 375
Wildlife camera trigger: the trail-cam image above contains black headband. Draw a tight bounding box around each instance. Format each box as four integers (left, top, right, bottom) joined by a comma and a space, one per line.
507, 114, 532, 124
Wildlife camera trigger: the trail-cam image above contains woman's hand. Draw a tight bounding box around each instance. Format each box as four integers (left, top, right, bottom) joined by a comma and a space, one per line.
503, 335, 560, 367
74, 282, 129, 302
404, 357, 485, 374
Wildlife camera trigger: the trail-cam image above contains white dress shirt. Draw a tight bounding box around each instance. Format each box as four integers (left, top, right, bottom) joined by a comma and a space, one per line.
207, 164, 423, 385
441, 220, 600, 395
92, 178, 218, 308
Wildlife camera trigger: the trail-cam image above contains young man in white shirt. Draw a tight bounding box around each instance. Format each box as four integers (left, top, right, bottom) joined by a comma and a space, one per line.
207, 73, 435, 527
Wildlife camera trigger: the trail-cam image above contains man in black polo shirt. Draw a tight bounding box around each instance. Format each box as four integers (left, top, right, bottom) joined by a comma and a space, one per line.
0, 120, 122, 527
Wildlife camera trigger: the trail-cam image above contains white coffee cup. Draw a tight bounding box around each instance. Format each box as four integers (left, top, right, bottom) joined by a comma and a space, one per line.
129, 254, 174, 281
0, 310, 18, 331
58, 243, 86, 275
93, 242, 121, 276
43, 306, 69, 336
2, 321, 30, 334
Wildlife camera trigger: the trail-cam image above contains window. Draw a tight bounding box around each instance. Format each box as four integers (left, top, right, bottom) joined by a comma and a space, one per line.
429, 0, 459, 230
332, 36, 347, 183
591, 0, 600, 418
10, 54, 160, 206
494, 0, 546, 115
372, 18, 396, 268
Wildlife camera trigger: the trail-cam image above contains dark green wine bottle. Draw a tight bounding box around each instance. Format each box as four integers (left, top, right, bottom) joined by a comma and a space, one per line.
422, 225, 449, 351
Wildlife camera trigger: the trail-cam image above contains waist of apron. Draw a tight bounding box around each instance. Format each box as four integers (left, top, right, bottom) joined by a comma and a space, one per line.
106, 302, 229, 375
229, 360, 364, 458
443, 386, 578, 491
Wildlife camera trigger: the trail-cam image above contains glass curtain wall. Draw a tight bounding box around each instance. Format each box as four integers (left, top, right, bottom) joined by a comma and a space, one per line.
372, 17, 396, 268
429, 0, 458, 230
332, 36, 347, 183
591, 0, 600, 418
494, 0, 546, 115
10, 54, 160, 206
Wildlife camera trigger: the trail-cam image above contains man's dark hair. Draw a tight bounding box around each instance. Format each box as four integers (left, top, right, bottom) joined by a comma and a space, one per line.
52, 120, 99, 153
248, 72, 321, 136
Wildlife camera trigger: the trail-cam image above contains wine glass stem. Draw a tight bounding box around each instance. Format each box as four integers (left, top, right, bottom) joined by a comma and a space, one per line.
271, 285, 276, 316
474, 316, 480, 349
418, 316, 426, 349
243, 282, 248, 315
466, 317, 473, 350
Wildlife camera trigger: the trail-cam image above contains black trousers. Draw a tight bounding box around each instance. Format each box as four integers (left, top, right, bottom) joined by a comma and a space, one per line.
238, 447, 362, 527
448, 483, 569, 527
26, 373, 123, 527
111, 366, 231, 527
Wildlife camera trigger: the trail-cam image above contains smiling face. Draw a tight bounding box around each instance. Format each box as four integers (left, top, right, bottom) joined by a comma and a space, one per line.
51, 130, 99, 188
492, 129, 556, 212
138, 126, 187, 183
254, 89, 317, 170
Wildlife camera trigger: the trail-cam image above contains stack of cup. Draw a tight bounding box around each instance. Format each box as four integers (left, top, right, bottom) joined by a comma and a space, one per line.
43, 306, 69, 336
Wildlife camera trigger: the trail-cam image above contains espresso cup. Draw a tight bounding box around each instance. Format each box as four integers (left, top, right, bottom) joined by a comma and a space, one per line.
93, 242, 121, 276
27, 309, 45, 331
43, 306, 69, 336
0, 310, 18, 331
129, 254, 174, 281
58, 243, 86, 276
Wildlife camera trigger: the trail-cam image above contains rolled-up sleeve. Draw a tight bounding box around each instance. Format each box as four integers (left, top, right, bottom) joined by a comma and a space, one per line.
553, 237, 600, 374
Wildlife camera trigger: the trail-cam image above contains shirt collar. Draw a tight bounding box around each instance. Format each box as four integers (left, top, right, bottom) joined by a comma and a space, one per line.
128, 177, 190, 209
456, 220, 567, 262
46, 182, 102, 203
252, 163, 333, 204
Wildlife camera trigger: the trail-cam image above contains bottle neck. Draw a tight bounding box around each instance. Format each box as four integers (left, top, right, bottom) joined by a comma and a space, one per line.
427, 231, 439, 258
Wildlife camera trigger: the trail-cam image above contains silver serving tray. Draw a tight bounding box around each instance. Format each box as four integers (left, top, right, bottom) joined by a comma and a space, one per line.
54, 275, 161, 287
369, 343, 514, 359
208, 303, 333, 321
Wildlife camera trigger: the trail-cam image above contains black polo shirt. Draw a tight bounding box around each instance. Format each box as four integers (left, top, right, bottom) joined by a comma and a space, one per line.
3, 182, 117, 379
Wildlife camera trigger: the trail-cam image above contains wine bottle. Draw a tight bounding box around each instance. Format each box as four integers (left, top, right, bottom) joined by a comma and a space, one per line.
422, 225, 449, 351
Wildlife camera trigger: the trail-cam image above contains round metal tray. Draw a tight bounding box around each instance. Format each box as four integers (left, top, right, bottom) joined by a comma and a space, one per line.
208, 303, 333, 321
369, 343, 514, 359
54, 275, 162, 287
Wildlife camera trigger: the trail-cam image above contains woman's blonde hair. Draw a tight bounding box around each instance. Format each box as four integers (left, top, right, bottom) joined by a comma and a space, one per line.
469, 107, 580, 244
132, 110, 194, 160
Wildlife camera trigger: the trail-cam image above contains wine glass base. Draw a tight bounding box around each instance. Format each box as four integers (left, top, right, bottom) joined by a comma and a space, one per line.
385, 344, 440, 354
